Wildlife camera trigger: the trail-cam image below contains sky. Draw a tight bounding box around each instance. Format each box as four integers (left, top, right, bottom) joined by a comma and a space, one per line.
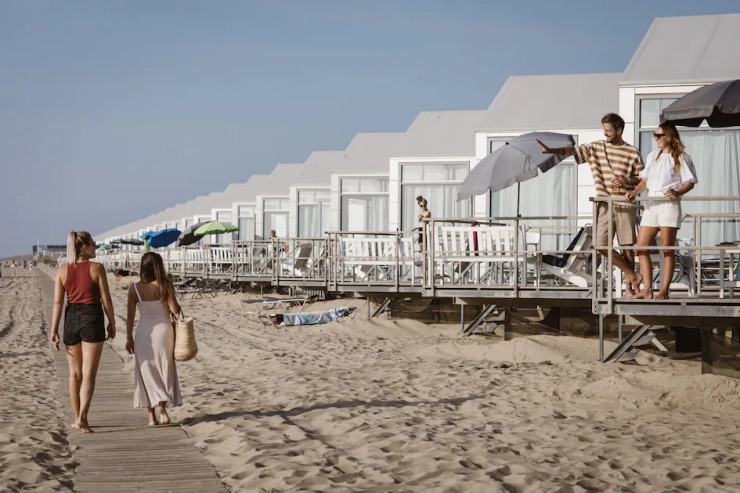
1, 0, 738, 257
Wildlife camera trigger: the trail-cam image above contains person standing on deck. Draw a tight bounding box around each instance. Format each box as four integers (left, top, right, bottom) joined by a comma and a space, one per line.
536, 113, 645, 296
413, 196, 432, 254
50, 231, 116, 433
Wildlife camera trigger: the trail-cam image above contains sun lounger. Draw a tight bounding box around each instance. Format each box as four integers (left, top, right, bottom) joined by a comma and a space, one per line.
190, 279, 224, 299
538, 225, 593, 288
259, 306, 356, 327
239, 296, 312, 314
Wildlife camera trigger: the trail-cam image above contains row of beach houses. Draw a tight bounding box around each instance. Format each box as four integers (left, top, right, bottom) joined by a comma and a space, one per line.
97, 14, 740, 249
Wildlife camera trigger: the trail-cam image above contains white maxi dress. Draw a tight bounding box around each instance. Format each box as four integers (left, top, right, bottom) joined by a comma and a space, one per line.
133, 283, 182, 408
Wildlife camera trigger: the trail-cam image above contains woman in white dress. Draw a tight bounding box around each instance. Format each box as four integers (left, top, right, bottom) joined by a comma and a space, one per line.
125, 252, 182, 425
625, 122, 698, 300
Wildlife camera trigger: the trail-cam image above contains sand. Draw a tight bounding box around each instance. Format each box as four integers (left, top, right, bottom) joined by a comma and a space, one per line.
5, 268, 740, 491
0, 269, 76, 492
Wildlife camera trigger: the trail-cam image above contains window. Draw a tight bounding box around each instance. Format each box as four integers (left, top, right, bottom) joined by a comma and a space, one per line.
184, 219, 193, 229
340, 177, 389, 232
637, 96, 740, 245
298, 189, 330, 237
263, 198, 289, 238
238, 206, 255, 241
215, 211, 232, 245
401, 164, 469, 230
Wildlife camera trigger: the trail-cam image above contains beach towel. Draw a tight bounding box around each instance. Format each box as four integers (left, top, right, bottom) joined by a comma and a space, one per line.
263, 306, 356, 327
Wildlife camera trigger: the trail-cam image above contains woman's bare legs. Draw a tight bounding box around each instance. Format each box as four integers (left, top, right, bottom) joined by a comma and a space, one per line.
158, 402, 171, 425
65, 344, 83, 428
76, 341, 104, 433
656, 227, 678, 300
635, 226, 660, 299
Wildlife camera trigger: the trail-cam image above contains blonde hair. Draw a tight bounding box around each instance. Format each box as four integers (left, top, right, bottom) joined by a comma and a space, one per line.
658, 123, 686, 174
66, 231, 94, 266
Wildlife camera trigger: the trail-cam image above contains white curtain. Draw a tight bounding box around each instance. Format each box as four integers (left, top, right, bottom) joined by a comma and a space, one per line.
298, 205, 319, 237
402, 184, 468, 230
677, 130, 740, 246
239, 217, 255, 241
490, 163, 576, 251
342, 195, 388, 232
264, 212, 288, 238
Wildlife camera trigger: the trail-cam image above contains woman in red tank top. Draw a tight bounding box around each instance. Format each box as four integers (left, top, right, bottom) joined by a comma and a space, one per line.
50, 231, 116, 433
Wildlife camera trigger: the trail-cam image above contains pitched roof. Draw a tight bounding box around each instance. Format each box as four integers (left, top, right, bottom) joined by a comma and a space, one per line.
339, 132, 406, 171
255, 163, 304, 197
401, 110, 485, 156
622, 14, 740, 85
477, 73, 621, 132
291, 151, 347, 186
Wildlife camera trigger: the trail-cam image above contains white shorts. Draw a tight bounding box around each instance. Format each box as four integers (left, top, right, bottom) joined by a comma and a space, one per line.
640, 192, 682, 229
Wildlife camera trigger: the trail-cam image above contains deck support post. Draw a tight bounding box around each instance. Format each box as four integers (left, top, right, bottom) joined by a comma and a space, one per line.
503, 310, 512, 341
599, 314, 605, 362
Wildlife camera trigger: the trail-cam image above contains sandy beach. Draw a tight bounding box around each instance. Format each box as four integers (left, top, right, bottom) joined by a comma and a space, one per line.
4, 269, 740, 492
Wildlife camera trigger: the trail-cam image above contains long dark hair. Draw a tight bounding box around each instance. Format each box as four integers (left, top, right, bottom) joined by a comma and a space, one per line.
140, 252, 175, 310
658, 122, 685, 174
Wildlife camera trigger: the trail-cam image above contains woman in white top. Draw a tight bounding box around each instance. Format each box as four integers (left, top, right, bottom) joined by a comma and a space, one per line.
625, 123, 698, 299
413, 196, 432, 252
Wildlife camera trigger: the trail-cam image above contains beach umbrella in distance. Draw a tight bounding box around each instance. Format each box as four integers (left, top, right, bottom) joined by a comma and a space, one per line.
119, 238, 145, 246
177, 221, 212, 247
661, 79, 740, 128
193, 221, 239, 237
146, 228, 182, 249
140, 231, 158, 240
458, 132, 576, 215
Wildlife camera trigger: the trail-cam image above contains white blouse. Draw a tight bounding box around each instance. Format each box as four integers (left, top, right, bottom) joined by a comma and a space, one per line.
639, 150, 698, 193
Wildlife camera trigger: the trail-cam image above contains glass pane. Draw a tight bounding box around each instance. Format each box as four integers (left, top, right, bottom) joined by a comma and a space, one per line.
451, 164, 468, 181
342, 195, 389, 232
488, 139, 507, 154
239, 217, 255, 241
640, 99, 661, 128
359, 178, 388, 192
402, 164, 422, 181
321, 201, 331, 233
298, 204, 318, 237
342, 178, 359, 193
423, 164, 447, 181
401, 184, 469, 230
264, 199, 280, 210
280, 199, 290, 210
185, 219, 193, 228
298, 191, 315, 204
316, 189, 330, 200
216, 212, 231, 222
264, 212, 289, 238
238, 206, 254, 217
639, 131, 658, 155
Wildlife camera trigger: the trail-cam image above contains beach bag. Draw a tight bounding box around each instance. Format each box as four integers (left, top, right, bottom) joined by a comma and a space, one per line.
172, 311, 198, 362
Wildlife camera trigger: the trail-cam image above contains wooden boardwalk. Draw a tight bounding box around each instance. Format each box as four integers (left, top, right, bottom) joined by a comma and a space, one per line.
39, 272, 227, 493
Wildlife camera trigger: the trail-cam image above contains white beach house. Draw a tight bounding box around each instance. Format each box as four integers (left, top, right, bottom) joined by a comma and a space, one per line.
253, 163, 304, 239
388, 110, 485, 232
618, 13, 740, 246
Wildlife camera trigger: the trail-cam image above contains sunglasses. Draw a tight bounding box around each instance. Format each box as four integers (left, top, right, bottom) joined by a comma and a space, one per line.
653, 133, 666, 139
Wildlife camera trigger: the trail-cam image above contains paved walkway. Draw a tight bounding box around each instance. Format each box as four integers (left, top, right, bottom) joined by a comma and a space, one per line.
39, 271, 226, 493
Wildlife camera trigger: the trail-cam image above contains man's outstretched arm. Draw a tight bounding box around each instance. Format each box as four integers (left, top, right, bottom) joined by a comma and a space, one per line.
536, 139, 576, 157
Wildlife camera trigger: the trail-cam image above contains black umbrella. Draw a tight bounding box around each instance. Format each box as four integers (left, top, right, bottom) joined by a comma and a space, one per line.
118, 238, 144, 246
661, 79, 740, 128
177, 221, 212, 247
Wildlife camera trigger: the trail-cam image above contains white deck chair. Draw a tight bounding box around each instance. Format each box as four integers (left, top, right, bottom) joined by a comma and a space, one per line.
537, 225, 594, 288
280, 242, 313, 277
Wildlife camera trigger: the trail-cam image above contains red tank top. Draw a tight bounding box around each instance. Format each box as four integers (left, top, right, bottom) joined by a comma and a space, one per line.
65, 261, 101, 304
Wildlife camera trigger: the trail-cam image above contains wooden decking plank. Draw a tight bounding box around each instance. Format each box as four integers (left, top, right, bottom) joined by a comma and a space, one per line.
39, 272, 227, 492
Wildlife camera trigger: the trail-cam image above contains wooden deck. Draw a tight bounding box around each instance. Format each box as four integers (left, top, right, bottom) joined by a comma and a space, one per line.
39, 272, 227, 493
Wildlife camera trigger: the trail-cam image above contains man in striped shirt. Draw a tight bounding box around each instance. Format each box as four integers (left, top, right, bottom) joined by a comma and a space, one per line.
537, 113, 644, 296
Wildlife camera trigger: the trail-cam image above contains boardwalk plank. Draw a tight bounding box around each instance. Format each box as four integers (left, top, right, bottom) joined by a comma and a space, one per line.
39, 272, 227, 492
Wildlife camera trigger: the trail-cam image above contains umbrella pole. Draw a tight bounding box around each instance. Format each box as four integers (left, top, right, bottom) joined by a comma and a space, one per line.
516, 182, 521, 217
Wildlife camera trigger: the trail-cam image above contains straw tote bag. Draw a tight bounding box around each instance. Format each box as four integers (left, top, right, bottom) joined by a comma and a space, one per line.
172, 311, 198, 362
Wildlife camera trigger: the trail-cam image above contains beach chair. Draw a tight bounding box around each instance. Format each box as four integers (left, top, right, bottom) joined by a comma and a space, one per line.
280, 242, 313, 277
190, 279, 223, 300
239, 296, 312, 314
341, 237, 415, 283
538, 225, 594, 288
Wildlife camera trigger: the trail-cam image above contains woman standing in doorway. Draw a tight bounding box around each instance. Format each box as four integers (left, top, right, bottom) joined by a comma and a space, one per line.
50, 231, 116, 433
125, 252, 182, 425
626, 122, 698, 299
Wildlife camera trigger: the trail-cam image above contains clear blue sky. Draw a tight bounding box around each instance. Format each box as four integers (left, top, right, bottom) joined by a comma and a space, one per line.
1, 0, 738, 257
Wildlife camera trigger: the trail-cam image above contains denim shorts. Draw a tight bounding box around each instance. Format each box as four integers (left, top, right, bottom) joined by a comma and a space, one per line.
63, 303, 105, 346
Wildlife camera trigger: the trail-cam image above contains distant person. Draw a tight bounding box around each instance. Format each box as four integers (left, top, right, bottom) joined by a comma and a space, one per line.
626, 123, 697, 299
537, 113, 645, 297
413, 196, 432, 252
125, 252, 182, 426
50, 231, 116, 433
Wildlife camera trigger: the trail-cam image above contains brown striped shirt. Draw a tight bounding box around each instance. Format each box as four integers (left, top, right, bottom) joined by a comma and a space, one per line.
574, 141, 644, 198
